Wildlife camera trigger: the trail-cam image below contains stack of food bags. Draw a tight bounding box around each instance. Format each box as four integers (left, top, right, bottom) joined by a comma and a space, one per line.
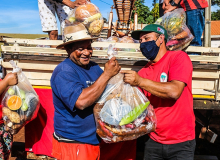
155, 8, 194, 51
94, 45, 157, 143
2, 60, 40, 134
65, 0, 104, 37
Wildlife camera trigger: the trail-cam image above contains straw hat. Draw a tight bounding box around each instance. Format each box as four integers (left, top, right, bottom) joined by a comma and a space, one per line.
56, 23, 97, 49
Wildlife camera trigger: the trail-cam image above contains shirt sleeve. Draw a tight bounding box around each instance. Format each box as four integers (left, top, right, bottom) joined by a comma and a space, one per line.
168, 51, 193, 85
54, 71, 84, 111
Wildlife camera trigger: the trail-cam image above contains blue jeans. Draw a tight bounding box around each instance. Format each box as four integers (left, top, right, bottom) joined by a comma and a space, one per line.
186, 9, 205, 47
144, 138, 196, 160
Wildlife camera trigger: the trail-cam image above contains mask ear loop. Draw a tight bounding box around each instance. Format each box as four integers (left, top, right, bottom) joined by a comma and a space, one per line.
155, 35, 162, 47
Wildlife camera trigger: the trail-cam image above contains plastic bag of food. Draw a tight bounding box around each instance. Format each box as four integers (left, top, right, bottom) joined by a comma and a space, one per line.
66, 1, 104, 37
94, 74, 156, 143
93, 46, 157, 143
1, 61, 40, 134
155, 8, 194, 51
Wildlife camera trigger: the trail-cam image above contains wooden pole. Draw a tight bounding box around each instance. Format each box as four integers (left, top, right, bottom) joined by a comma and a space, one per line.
107, 6, 114, 38
204, 0, 211, 47
134, 7, 138, 30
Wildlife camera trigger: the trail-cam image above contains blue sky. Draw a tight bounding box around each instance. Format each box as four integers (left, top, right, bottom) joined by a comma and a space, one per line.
0, 0, 219, 34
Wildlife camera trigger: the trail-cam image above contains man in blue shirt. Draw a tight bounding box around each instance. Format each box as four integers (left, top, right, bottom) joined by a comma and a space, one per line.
51, 23, 120, 159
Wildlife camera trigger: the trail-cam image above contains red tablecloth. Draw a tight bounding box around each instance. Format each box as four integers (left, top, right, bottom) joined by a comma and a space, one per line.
25, 88, 136, 159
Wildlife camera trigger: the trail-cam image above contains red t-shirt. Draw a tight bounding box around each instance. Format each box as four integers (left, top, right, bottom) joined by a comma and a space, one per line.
138, 50, 195, 144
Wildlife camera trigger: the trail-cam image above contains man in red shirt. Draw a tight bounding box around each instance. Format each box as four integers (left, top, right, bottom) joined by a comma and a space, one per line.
121, 24, 196, 160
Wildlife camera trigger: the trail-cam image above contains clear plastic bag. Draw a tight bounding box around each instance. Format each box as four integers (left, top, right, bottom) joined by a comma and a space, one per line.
94, 74, 157, 143
107, 44, 118, 59
93, 46, 157, 143
2, 60, 40, 134
65, 1, 104, 37
155, 8, 194, 51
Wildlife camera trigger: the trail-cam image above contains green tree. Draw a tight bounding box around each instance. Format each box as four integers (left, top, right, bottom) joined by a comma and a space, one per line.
211, 0, 220, 6
131, 0, 154, 24
211, 0, 220, 20
151, 3, 160, 22
211, 9, 220, 20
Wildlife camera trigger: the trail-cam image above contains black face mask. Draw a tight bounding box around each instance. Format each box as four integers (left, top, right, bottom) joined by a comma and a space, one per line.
140, 38, 160, 61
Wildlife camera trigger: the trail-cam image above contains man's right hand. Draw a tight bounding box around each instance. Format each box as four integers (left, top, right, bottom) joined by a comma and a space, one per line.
74, 0, 90, 7
4, 73, 18, 86
162, 0, 178, 14
104, 57, 121, 79
62, 0, 89, 9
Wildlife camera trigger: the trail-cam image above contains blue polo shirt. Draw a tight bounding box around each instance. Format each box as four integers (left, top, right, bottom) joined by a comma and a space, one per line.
50, 58, 103, 145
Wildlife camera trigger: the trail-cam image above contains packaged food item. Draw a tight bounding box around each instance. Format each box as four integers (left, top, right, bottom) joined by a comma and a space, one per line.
2, 60, 40, 134
107, 36, 119, 43
66, 1, 104, 37
119, 36, 136, 52
119, 36, 134, 43
155, 8, 194, 51
93, 45, 157, 143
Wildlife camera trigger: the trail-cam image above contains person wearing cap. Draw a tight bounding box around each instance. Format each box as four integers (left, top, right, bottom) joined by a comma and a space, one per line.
121, 24, 195, 160
50, 23, 121, 159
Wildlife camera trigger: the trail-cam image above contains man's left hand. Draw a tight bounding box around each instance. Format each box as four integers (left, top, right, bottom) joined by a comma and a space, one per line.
74, 0, 90, 6
120, 70, 142, 86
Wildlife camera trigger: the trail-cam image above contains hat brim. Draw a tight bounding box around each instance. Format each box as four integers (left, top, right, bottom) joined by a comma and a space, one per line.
56, 37, 98, 49
131, 30, 153, 40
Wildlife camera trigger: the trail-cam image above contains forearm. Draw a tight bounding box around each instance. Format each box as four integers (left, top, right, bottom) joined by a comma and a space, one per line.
138, 77, 181, 100
75, 72, 111, 110
62, 0, 75, 8
0, 79, 9, 95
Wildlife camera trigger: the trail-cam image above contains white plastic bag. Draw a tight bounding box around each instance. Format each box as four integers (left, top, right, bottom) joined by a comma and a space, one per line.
2, 60, 40, 134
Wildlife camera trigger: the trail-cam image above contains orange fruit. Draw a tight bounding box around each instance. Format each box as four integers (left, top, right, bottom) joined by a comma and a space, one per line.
7, 95, 22, 110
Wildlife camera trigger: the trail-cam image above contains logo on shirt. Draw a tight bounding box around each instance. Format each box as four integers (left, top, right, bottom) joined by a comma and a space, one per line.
86, 81, 95, 87
160, 72, 167, 82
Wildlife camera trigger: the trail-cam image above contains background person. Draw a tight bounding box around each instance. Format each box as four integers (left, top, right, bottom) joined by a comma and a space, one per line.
0, 73, 18, 160
121, 24, 196, 160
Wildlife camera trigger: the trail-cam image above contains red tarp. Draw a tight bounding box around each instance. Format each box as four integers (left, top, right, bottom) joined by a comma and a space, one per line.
25, 88, 136, 160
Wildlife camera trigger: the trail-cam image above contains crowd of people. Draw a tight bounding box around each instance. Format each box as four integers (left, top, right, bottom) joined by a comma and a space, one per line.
0, 0, 209, 159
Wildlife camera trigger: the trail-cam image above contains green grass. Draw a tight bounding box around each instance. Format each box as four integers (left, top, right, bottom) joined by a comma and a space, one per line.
0, 33, 48, 39
0, 33, 48, 53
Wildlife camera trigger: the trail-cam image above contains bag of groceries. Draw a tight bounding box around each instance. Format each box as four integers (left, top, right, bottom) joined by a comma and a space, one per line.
93, 45, 157, 143
65, 1, 104, 37
1, 60, 40, 134
155, 8, 194, 51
